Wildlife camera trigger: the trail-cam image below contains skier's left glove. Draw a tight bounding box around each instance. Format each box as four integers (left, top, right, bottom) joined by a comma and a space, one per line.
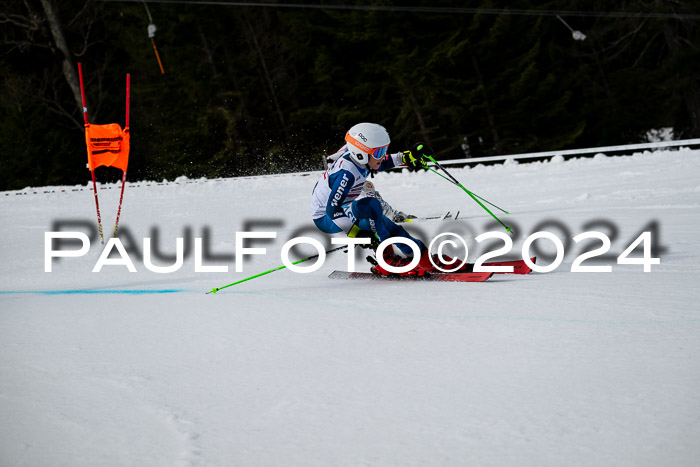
348, 223, 380, 250
402, 142, 431, 171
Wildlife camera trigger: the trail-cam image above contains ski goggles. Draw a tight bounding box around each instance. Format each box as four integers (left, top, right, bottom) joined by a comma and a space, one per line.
345, 132, 389, 160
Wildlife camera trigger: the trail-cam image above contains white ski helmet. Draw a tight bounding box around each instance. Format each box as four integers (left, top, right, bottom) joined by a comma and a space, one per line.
345, 122, 391, 165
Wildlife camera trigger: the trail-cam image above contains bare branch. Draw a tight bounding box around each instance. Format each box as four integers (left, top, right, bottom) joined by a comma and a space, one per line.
67, 0, 94, 27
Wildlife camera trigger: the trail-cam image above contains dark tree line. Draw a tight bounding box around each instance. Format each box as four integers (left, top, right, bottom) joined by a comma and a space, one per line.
1, 0, 699, 191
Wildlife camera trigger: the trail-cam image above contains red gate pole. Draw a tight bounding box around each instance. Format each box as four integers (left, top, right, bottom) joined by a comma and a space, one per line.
78, 62, 105, 243
113, 73, 130, 237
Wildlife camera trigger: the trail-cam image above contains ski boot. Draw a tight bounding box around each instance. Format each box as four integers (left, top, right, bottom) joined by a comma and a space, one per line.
416, 249, 465, 273
368, 249, 426, 277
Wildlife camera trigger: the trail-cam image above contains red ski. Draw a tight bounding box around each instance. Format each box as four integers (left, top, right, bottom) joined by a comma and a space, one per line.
328, 270, 493, 282
370, 257, 535, 275
462, 257, 536, 275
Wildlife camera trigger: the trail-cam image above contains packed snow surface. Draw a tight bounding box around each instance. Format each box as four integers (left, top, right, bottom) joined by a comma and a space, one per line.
1, 149, 699, 466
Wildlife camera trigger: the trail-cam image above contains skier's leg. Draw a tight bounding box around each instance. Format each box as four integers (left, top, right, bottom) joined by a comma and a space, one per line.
360, 181, 416, 223
351, 197, 424, 255
351, 196, 465, 274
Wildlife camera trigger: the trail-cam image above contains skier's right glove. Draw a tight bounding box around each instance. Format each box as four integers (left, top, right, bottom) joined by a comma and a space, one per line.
402, 142, 431, 171
348, 223, 380, 250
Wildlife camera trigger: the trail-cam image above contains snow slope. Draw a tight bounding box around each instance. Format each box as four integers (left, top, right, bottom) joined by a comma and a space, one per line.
1, 149, 699, 466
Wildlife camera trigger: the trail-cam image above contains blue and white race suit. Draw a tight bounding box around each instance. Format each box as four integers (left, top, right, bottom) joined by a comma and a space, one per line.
310, 144, 424, 254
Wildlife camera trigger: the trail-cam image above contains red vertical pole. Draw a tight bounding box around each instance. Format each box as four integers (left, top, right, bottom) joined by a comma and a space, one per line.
91, 170, 105, 243
79, 62, 105, 243
78, 62, 89, 124
113, 170, 127, 238
125, 73, 130, 128
113, 73, 130, 237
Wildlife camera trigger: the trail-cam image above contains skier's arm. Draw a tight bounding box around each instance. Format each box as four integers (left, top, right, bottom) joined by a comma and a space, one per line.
377, 152, 405, 172
378, 143, 431, 172
325, 169, 356, 232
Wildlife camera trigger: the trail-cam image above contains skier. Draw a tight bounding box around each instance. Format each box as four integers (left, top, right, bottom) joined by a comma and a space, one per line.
310, 122, 453, 276
324, 151, 416, 223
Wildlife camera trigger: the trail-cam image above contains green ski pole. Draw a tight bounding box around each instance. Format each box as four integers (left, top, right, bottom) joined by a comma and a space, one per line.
207, 244, 348, 294
426, 167, 509, 214
424, 154, 511, 232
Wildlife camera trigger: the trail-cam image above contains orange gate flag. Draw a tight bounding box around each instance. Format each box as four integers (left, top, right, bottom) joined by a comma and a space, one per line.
84, 123, 130, 172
